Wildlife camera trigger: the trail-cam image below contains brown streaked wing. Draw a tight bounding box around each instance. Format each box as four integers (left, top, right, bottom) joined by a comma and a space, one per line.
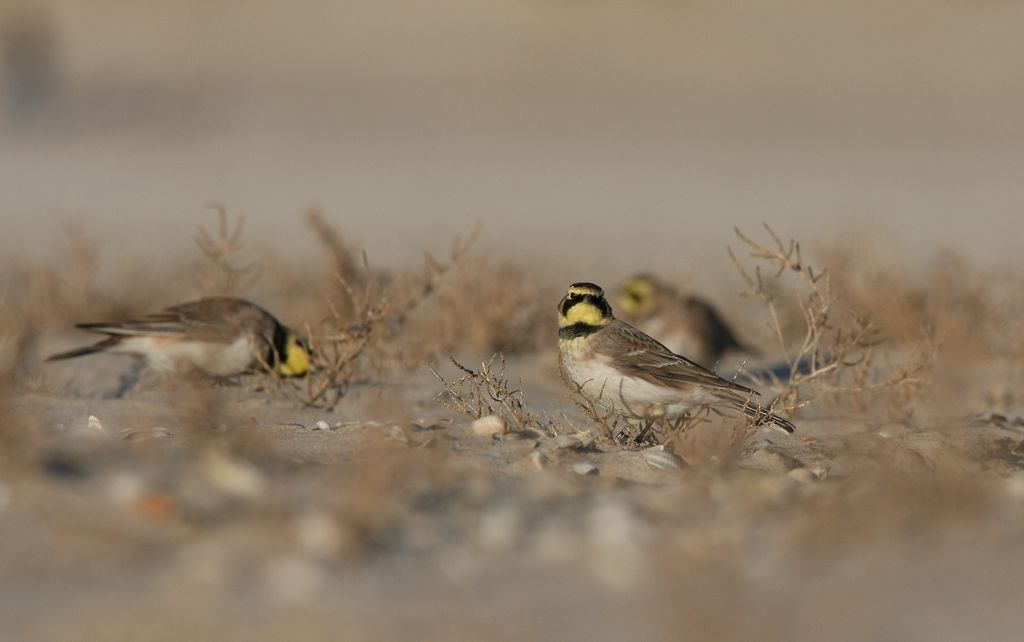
76, 311, 189, 337
156, 297, 270, 341
163, 297, 265, 327
601, 320, 754, 395
77, 297, 265, 341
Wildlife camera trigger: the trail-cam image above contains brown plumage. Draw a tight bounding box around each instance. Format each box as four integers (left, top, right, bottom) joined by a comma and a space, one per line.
559, 282, 795, 434
616, 274, 754, 368
47, 297, 311, 377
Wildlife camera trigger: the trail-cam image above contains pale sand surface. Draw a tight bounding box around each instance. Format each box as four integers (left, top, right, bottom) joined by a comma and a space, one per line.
1, 351, 1022, 641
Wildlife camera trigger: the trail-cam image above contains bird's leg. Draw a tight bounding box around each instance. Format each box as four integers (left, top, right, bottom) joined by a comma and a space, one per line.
634, 406, 670, 446
615, 418, 641, 446
634, 419, 652, 446
635, 417, 668, 447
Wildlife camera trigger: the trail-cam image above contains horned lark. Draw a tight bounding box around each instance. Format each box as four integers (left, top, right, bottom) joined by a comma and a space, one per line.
616, 273, 753, 369
47, 296, 311, 378
558, 282, 794, 433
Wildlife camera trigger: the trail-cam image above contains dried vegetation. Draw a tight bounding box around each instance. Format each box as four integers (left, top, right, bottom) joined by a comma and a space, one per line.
5, 212, 1024, 640
430, 353, 549, 435
5, 215, 1018, 450
728, 224, 934, 421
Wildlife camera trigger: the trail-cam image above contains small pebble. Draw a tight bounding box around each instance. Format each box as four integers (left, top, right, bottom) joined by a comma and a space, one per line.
87, 415, 105, 433
551, 433, 592, 451
472, 415, 507, 437
572, 462, 599, 476
739, 447, 802, 474
529, 451, 549, 470
312, 421, 331, 431
642, 446, 686, 471
203, 450, 267, 499
785, 468, 816, 483
66, 415, 112, 440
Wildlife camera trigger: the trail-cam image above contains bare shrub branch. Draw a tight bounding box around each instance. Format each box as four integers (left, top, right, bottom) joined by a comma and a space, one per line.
260, 252, 388, 411
306, 207, 361, 290
430, 353, 549, 434
729, 223, 932, 418
193, 203, 262, 295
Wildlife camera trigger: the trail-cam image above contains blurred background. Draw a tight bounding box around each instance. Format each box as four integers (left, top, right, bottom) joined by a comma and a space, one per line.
3, 0, 1023, 274
5, 4, 1024, 640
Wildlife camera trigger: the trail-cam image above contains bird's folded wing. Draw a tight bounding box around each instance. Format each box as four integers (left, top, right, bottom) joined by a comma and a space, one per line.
75, 311, 190, 336
608, 322, 755, 394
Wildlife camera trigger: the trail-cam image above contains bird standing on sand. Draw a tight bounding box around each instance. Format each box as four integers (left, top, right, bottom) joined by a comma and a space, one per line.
47, 297, 311, 378
558, 282, 794, 434
616, 273, 754, 369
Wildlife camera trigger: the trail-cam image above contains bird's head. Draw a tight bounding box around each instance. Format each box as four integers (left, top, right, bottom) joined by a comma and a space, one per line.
558, 282, 613, 330
616, 273, 660, 318
278, 330, 312, 377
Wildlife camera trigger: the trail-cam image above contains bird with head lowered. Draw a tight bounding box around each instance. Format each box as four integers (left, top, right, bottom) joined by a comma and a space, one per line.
47, 296, 312, 379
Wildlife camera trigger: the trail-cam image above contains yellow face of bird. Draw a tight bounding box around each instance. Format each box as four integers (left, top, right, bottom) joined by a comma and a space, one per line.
278, 332, 312, 377
617, 275, 657, 318
558, 282, 613, 330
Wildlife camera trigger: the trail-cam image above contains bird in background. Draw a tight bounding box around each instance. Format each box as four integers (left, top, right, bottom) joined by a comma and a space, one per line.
47, 296, 311, 379
558, 282, 795, 434
616, 273, 756, 370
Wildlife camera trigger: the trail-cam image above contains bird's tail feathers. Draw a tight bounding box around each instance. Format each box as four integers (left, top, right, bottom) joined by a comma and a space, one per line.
734, 395, 796, 434
45, 337, 121, 362
767, 413, 796, 434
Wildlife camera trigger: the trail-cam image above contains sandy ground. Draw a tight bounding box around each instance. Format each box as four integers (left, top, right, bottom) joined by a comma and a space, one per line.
2, 349, 1023, 641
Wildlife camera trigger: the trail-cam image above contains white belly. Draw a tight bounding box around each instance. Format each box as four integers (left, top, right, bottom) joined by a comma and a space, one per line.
114, 336, 256, 376
562, 352, 717, 419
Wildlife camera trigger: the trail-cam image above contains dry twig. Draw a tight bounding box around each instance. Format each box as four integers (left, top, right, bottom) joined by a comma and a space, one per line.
430, 353, 548, 434
193, 203, 262, 295
263, 254, 388, 410
729, 223, 932, 418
